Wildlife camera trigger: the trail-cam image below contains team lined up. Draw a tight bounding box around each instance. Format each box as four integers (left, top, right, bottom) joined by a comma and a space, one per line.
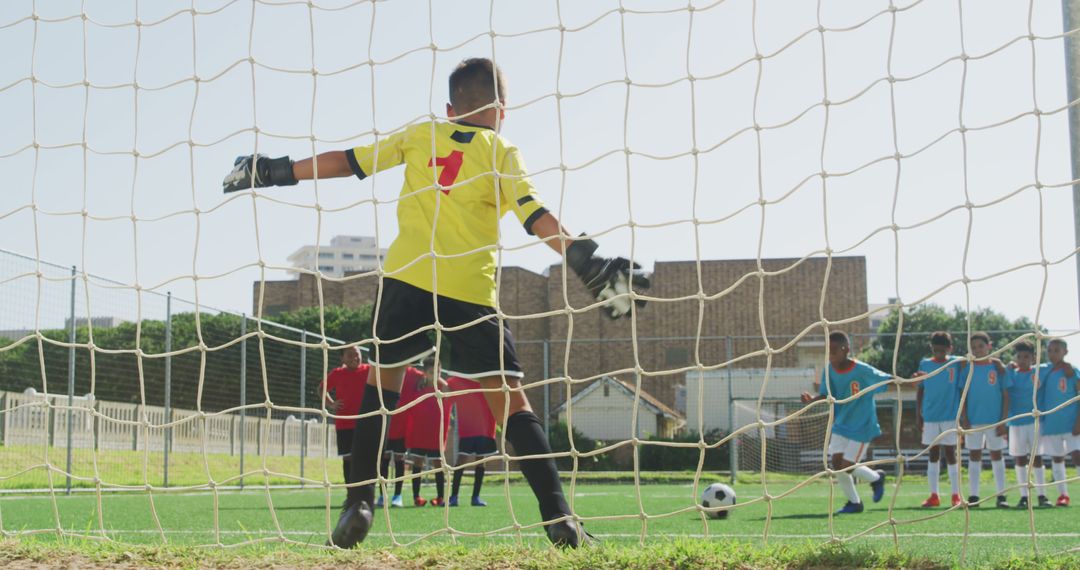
805, 331, 1080, 514
322, 348, 498, 509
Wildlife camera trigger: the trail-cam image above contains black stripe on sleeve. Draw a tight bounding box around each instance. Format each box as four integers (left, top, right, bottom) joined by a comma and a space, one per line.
344, 149, 367, 181
517, 195, 535, 207
523, 207, 549, 236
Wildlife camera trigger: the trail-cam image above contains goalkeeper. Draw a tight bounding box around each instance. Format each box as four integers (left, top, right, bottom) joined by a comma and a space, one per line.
223, 57, 649, 549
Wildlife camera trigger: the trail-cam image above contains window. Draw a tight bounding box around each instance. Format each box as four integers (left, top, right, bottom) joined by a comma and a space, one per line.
318, 252, 334, 259
665, 347, 689, 366
318, 265, 335, 272
342, 253, 354, 259
603, 383, 610, 397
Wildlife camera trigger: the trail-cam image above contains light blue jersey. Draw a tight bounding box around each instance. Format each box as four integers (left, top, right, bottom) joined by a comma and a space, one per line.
1006, 367, 1037, 427
961, 362, 1012, 426
819, 360, 892, 443
917, 356, 964, 423
1037, 363, 1079, 436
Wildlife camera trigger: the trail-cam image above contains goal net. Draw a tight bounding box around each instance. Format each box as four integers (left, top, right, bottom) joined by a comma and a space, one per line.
2, 0, 1080, 560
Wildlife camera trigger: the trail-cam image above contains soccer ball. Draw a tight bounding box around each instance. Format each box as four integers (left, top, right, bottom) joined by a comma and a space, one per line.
701, 482, 736, 519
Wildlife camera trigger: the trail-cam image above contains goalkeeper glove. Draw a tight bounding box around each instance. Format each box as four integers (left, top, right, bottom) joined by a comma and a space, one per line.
222, 154, 299, 193
565, 236, 650, 319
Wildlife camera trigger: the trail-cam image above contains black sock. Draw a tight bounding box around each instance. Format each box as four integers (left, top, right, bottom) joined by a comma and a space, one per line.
412, 468, 422, 499
435, 471, 445, 499
394, 459, 405, 496
451, 467, 464, 498
505, 411, 570, 522
342, 459, 351, 486
379, 453, 391, 485
472, 465, 485, 498
347, 384, 400, 507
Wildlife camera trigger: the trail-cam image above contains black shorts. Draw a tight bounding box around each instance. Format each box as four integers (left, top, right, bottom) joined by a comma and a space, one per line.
457, 436, 498, 456
371, 278, 523, 378
385, 438, 406, 454
335, 429, 354, 458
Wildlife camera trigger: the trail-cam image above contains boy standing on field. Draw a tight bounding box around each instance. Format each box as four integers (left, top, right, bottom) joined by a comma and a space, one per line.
801, 331, 889, 514
223, 57, 649, 548
958, 332, 1011, 508
1036, 338, 1080, 507
321, 347, 369, 487
1005, 340, 1051, 509
914, 331, 964, 508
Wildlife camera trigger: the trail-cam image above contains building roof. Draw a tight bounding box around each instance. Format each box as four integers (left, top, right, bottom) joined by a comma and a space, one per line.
556, 376, 684, 422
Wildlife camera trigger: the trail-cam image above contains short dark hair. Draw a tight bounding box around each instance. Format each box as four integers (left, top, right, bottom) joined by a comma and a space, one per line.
930, 331, 953, 347
449, 58, 506, 116
828, 331, 849, 346
1049, 338, 1068, 350
1014, 340, 1035, 354
969, 331, 991, 345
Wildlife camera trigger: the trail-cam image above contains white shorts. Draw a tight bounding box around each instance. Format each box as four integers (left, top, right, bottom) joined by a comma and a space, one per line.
964, 424, 1007, 451
1039, 433, 1080, 457
828, 434, 869, 463
1009, 424, 1037, 457
921, 421, 959, 446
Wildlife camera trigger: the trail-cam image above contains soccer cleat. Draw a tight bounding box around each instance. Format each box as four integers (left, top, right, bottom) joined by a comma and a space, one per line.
1038, 495, 1052, 508
545, 519, 595, 548
390, 495, 404, 508
870, 470, 887, 503
448, 495, 459, 507
1056, 494, 1071, 507
921, 493, 941, 508
374, 495, 384, 508
968, 495, 980, 507
951, 494, 963, 507
836, 501, 864, 514
328, 501, 373, 549
429, 497, 445, 507
471, 496, 488, 507
996, 495, 1009, 509
414, 497, 427, 507
1016, 496, 1029, 509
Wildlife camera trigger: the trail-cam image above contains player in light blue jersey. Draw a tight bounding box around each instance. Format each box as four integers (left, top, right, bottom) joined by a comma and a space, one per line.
801, 331, 889, 514
1005, 340, 1050, 509
959, 332, 1011, 508
914, 331, 964, 508
1036, 338, 1080, 507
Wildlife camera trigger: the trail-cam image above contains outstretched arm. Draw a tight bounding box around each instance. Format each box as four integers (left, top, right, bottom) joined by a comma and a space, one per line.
293, 151, 354, 180
224, 150, 362, 193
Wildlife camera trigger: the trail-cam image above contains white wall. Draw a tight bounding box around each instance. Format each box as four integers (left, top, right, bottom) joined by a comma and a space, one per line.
557, 382, 662, 442
684, 368, 818, 433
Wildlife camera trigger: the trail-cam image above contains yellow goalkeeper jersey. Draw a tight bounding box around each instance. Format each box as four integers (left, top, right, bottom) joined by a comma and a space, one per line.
345, 121, 547, 307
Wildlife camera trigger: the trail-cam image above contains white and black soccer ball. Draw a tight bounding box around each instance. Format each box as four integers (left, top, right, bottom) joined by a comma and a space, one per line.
701, 482, 736, 519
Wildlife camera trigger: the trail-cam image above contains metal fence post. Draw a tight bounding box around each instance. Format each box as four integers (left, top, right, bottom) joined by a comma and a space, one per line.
239, 315, 247, 489
163, 292, 172, 487
1062, 0, 1080, 324
726, 336, 736, 484
299, 330, 307, 486
65, 266, 76, 494
542, 340, 550, 434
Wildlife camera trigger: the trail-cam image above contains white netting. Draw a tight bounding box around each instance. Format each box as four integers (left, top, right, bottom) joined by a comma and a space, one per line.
2, 0, 1080, 560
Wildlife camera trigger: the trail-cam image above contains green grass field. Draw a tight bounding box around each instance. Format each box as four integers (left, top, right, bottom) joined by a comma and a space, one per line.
1, 475, 1077, 567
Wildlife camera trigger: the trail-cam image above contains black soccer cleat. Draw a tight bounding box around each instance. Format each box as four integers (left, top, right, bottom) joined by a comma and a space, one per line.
968, 495, 980, 507
996, 495, 1009, 509
545, 519, 596, 548
328, 500, 373, 549
1016, 496, 1029, 509
1038, 495, 1053, 508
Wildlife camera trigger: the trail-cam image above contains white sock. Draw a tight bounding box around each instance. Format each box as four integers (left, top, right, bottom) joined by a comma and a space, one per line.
1053, 462, 1068, 496
853, 465, 880, 483
969, 459, 982, 497
837, 472, 861, 503
948, 463, 960, 495
992, 459, 1007, 494
1034, 465, 1047, 497
1016, 465, 1029, 498
927, 461, 940, 494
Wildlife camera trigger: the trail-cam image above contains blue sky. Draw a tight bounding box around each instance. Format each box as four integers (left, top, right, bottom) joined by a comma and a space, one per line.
2, 0, 1080, 335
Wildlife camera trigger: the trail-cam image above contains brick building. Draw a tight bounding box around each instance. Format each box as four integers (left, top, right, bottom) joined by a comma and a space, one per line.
255, 256, 869, 420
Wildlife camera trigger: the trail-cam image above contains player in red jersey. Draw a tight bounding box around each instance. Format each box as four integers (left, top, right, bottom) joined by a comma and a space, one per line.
402, 360, 451, 506
447, 376, 498, 507
375, 365, 424, 508
320, 347, 369, 486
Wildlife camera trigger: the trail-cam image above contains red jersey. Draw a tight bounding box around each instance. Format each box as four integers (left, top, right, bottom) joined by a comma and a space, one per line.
403, 379, 452, 451
447, 376, 496, 439
322, 364, 370, 430
387, 367, 423, 440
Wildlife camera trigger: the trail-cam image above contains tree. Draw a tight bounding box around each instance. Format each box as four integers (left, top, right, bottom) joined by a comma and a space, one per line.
857, 304, 1041, 377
